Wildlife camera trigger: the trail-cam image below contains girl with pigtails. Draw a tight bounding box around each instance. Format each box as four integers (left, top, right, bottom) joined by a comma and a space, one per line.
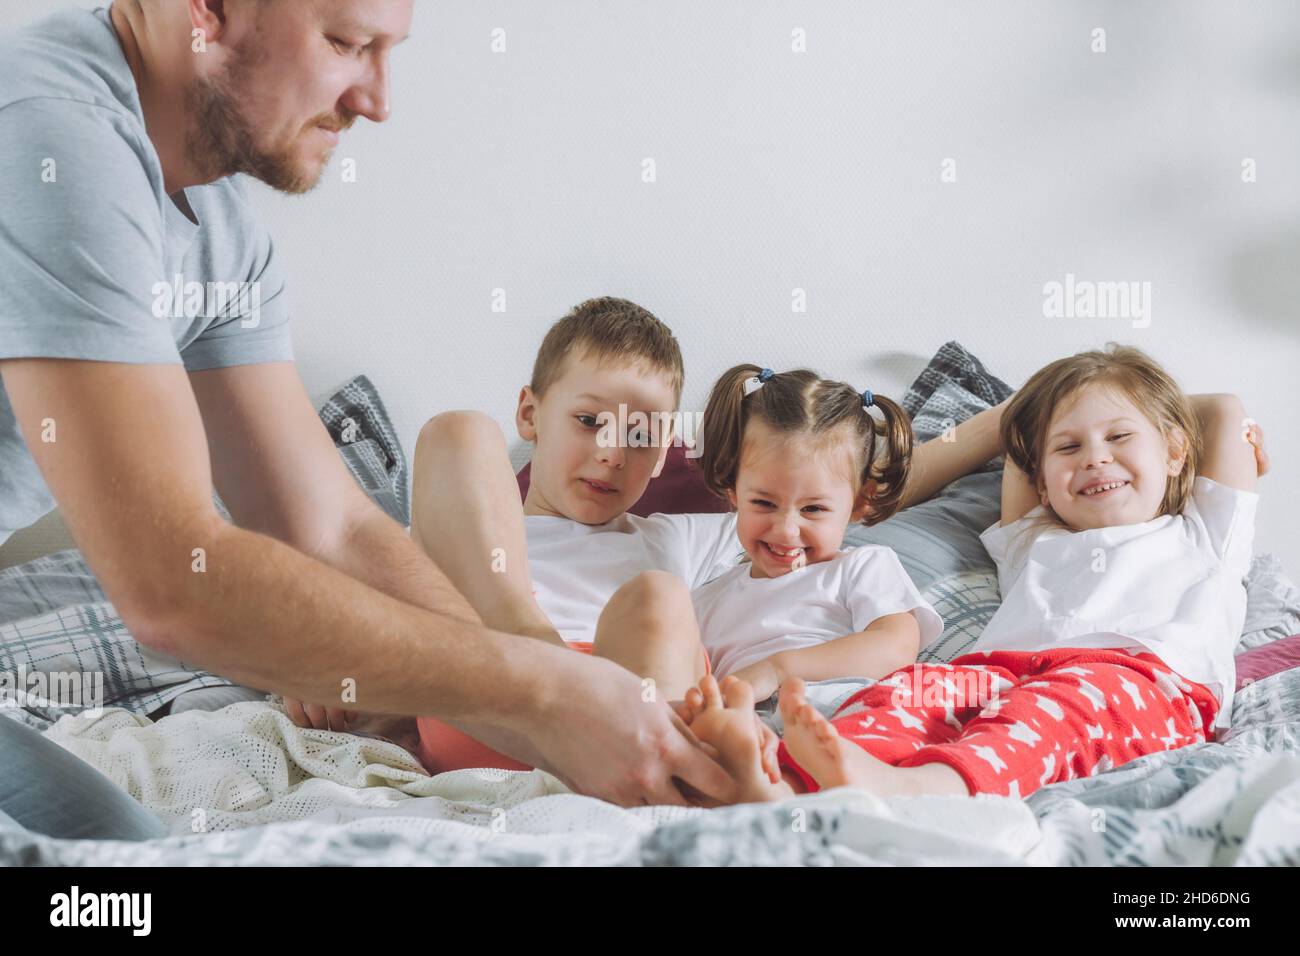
686, 364, 944, 704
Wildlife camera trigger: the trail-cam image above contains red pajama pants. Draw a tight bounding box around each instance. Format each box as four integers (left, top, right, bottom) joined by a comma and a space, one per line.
776, 647, 1220, 799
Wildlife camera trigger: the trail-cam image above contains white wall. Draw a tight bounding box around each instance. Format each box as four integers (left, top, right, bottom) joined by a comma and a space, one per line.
3, 1, 1298, 572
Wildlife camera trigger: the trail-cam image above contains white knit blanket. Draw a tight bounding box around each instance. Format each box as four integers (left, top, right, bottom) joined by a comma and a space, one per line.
40, 701, 1043, 862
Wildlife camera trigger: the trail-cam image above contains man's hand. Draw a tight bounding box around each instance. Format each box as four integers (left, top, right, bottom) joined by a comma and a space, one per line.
507, 654, 738, 807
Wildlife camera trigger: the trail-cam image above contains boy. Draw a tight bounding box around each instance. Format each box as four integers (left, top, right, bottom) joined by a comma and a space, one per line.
411, 297, 746, 771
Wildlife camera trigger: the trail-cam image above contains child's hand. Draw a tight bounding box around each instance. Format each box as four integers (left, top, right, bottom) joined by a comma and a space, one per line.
1243, 420, 1268, 477
728, 659, 781, 703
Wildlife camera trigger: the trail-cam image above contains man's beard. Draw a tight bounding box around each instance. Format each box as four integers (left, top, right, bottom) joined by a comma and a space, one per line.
183, 43, 339, 195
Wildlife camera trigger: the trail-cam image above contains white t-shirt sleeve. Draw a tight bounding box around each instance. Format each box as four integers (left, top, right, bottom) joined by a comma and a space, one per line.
979, 508, 1043, 596
636, 511, 742, 588
676, 512, 742, 587
1186, 476, 1258, 580
841, 547, 945, 650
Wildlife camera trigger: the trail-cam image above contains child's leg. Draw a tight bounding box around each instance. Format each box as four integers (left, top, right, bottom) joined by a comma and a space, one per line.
777, 667, 997, 797
896, 650, 1218, 799
411, 410, 564, 646
590, 571, 709, 702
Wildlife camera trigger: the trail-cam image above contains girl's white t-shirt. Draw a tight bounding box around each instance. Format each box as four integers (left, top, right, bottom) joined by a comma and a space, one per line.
525, 511, 742, 646
976, 476, 1259, 731
690, 545, 945, 680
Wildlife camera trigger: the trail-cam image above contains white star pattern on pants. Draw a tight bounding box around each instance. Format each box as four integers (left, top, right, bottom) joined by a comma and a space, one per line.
1119, 676, 1146, 710
1039, 753, 1056, 784
1006, 721, 1042, 747
972, 745, 1007, 774
1033, 694, 1065, 720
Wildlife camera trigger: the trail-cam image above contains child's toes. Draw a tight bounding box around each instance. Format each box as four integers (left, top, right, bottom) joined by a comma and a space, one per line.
722, 675, 755, 712
684, 686, 704, 721
698, 674, 722, 710
814, 716, 840, 745
778, 678, 808, 725
795, 702, 820, 727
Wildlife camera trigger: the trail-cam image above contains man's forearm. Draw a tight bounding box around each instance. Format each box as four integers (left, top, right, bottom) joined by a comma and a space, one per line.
320, 505, 477, 621
139, 515, 574, 730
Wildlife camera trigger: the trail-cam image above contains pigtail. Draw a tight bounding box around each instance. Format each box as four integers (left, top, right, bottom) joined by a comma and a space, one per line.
696, 364, 763, 502
859, 394, 913, 525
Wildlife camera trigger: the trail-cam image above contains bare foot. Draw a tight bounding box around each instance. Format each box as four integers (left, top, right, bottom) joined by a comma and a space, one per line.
683, 675, 794, 804
778, 678, 969, 797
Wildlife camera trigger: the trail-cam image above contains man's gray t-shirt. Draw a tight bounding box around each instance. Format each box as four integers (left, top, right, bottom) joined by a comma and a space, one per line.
0, 7, 293, 547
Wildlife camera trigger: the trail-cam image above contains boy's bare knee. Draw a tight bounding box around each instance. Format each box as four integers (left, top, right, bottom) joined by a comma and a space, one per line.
417, 410, 504, 458
620, 570, 690, 607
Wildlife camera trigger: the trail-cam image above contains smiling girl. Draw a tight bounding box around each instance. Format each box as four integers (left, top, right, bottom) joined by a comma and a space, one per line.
680, 345, 1266, 804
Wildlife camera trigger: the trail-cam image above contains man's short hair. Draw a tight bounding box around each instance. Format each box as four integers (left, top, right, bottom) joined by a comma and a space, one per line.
529, 297, 684, 406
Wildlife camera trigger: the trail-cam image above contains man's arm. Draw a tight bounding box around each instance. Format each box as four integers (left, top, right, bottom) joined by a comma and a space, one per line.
189, 363, 486, 729
0, 358, 735, 807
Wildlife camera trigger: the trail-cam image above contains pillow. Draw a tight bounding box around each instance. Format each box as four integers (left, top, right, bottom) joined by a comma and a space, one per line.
1241, 553, 1300, 650
516, 443, 730, 517
1234, 633, 1300, 690
313, 374, 410, 526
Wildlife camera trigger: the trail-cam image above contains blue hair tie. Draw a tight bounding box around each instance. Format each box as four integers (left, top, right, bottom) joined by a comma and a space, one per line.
861, 388, 875, 409
744, 367, 776, 396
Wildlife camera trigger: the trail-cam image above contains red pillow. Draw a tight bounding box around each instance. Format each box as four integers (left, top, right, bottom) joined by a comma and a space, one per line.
1234, 633, 1300, 690
516, 444, 731, 517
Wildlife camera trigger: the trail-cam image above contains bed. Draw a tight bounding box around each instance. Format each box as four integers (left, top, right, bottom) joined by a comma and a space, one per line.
2, 349, 1298, 866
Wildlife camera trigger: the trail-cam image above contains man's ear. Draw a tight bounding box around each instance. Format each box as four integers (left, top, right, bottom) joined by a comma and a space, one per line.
851, 479, 879, 522
516, 386, 538, 442
188, 0, 229, 47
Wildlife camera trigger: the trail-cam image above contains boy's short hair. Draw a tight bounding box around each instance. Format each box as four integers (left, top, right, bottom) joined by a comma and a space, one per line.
529, 297, 684, 406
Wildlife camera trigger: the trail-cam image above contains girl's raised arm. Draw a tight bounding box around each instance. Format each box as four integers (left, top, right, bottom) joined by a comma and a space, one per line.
1190, 394, 1260, 493
1000, 459, 1041, 526
900, 398, 1010, 510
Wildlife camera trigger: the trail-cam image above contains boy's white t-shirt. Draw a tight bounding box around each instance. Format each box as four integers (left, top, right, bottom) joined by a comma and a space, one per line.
526, 511, 742, 646
690, 545, 945, 680
976, 476, 1258, 731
